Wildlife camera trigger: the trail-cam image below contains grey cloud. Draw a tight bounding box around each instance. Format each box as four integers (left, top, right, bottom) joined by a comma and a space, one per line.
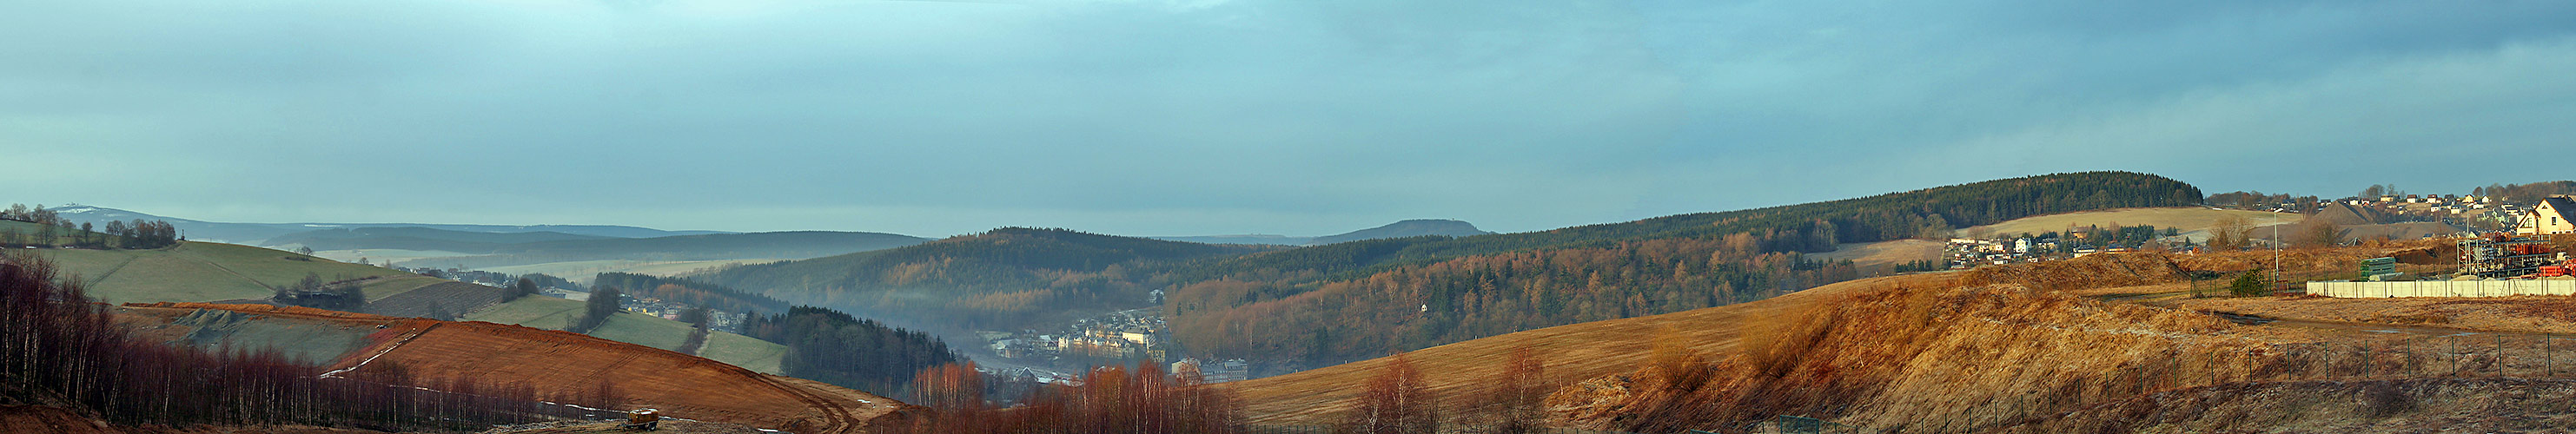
3, 0, 2571, 236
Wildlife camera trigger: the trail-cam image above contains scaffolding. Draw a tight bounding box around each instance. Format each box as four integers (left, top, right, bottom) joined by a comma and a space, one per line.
2459, 234, 2564, 278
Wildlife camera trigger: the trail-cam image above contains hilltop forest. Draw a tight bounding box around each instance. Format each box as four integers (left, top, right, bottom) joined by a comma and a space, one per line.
703, 172, 2205, 365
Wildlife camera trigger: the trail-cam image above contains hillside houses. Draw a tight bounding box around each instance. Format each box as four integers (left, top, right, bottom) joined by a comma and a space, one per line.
982, 308, 1171, 364
2520, 196, 2576, 235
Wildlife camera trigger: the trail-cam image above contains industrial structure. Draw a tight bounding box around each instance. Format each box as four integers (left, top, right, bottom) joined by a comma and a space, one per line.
2308, 231, 2570, 299
2459, 234, 2566, 278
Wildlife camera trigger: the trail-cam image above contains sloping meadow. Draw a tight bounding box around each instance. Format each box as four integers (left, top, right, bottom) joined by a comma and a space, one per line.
1548, 253, 2321, 432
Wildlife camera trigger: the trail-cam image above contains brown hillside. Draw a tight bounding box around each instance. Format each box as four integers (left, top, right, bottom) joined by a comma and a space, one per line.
2311, 202, 2388, 226
1221, 273, 1949, 425
114, 303, 914, 434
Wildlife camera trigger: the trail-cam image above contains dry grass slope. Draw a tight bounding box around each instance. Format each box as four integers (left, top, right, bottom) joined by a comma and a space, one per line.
1957, 207, 2299, 238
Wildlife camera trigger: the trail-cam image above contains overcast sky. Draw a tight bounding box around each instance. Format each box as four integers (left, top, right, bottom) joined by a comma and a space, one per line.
4, 0, 2573, 237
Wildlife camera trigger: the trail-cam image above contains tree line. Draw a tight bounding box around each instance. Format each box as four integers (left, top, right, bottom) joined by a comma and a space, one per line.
1, 252, 595, 431
1, 204, 180, 249
2475, 181, 2576, 203
701, 227, 1277, 332
894, 361, 1245, 434
1169, 232, 1860, 364
568, 286, 623, 333
593, 272, 789, 315
738, 306, 962, 396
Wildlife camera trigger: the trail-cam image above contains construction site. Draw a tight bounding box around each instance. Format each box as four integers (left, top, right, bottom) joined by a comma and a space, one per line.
2304, 233, 2575, 299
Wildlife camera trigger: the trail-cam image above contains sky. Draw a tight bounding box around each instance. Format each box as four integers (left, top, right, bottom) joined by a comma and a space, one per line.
4, 0, 2573, 238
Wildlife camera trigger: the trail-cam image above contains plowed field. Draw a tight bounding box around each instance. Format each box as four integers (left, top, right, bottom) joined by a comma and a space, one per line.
116, 303, 911, 434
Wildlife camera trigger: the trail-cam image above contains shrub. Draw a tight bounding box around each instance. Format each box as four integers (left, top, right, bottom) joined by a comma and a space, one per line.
2228, 271, 2268, 297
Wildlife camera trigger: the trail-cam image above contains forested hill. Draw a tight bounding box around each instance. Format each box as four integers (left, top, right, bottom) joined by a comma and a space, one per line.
1162, 171, 2202, 365
699, 227, 1285, 328
1308, 219, 1492, 245
1187, 171, 2202, 283
700, 172, 2203, 367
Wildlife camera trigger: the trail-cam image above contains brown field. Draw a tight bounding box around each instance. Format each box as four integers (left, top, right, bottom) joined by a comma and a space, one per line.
1957, 207, 2299, 238
1222, 273, 1941, 424
1808, 239, 1942, 268
115, 303, 912, 434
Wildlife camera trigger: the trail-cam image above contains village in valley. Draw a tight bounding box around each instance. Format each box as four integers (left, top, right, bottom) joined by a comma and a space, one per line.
971, 302, 1254, 385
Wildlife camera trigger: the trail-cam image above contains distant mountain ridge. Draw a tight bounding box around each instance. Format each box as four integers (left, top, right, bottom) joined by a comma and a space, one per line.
1148, 234, 1312, 246
404, 230, 932, 269
1146, 219, 1494, 246
1308, 219, 1492, 245
268, 227, 615, 251
45, 204, 730, 244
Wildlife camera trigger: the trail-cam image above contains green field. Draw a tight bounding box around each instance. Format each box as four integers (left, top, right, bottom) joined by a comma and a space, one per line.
458, 295, 789, 372
582, 312, 694, 350
12, 234, 438, 304
477, 259, 780, 284
700, 332, 786, 374
460, 295, 591, 327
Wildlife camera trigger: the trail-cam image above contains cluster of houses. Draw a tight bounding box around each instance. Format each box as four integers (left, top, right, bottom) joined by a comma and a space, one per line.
982, 308, 1170, 363
2240, 194, 2574, 235
613, 295, 748, 332
1942, 234, 2144, 270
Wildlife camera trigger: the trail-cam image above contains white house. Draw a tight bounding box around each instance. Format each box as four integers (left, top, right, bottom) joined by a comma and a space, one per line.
2519, 196, 2576, 235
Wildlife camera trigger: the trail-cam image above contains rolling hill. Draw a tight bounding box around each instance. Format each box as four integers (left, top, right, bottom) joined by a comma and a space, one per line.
342, 230, 932, 270
10, 237, 440, 305
43, 204, 731, 244
1953, 206, 2299, 239
266, 227, 614, 251
1147, 219, 1495, 246
1148, 233, 1313, 246
699, 172, 2207, 368
700, 227, 1284, 330
115, 303, 908, 432
1217, 247, 2420, 431
3, 220, 785, 372
1154, 172, 2207, 365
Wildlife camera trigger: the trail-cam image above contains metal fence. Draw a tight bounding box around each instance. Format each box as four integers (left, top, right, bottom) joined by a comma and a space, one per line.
2307, 279, 2576, 298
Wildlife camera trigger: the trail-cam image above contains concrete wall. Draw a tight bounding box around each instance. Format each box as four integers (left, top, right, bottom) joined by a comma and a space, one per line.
2307, 279, 2576, 298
